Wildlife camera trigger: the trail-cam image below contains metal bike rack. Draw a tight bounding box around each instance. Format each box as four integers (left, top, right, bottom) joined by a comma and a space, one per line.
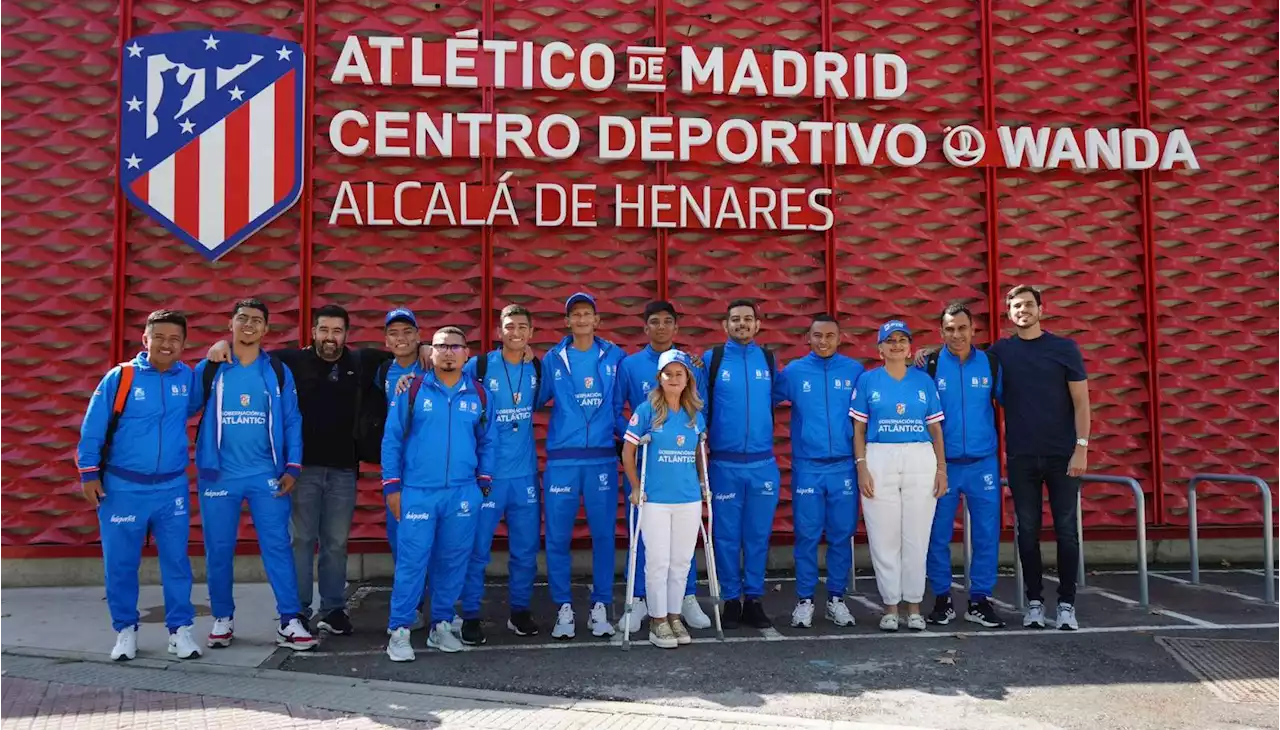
1186, 473, 1276, 605
1008, 474, 1149, 608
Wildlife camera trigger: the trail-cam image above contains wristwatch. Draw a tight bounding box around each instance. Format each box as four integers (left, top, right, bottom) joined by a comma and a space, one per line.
1076, 438, 1089, 448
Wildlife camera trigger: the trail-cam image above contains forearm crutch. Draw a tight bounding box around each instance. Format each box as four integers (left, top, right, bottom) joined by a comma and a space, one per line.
698, 435, 725, 641
622, 435, 650, 651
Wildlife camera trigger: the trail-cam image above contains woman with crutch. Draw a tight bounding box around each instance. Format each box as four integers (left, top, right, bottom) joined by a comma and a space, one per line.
850, 320, 948, 632
621, 349, 707, 649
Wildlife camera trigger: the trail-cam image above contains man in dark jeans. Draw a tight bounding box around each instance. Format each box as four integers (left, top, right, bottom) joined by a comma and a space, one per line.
209, 305, 397, 635
989, 285, 1091, 631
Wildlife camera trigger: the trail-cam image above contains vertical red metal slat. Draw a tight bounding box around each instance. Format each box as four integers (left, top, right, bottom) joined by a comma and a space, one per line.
654, 0, 668, 301
1131, 0, 1164, 523
979, 0, 999, 334
110, 0, 136, 364
480, 0, 496, 352
820, 0, 836, 318
298, 0, 317, 347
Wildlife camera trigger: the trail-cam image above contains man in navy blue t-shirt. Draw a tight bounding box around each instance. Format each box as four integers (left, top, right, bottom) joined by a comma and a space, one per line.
989, 285, 1091, 632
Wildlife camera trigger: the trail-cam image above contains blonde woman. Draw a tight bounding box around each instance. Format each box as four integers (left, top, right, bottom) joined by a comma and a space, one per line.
850, 320, 947, 631
622, 349, 707, 649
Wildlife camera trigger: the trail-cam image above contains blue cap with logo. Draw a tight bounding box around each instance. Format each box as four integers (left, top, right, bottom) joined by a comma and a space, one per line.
564, 291, 597, 314
877, 320, 912, 343
385, 308, 418, 329
656, 348, 694, 375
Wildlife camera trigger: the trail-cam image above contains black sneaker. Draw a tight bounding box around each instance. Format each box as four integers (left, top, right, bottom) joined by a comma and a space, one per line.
742, 599, 773, 629
507, 610, 540, 637
722, 599, 742, 630
966, 598, 1006, 628
317, 609, 353, 636
460, 618, 486, 646
926, 595, 955, 626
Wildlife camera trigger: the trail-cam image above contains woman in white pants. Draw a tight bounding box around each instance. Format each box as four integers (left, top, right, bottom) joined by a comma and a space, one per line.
622, 349, 707, 649
849, 320, 947, 632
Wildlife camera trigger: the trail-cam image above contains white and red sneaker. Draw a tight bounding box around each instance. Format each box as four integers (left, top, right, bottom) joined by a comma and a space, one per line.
276, 616, 318, 651
207, 617, 234, 648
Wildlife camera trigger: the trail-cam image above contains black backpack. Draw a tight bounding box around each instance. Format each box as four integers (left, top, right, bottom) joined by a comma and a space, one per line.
705, 344, 776, 428
355, 359, 394, 465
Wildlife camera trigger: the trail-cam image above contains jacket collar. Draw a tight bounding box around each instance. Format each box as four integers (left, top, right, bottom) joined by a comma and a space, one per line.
132, 352, 183, 373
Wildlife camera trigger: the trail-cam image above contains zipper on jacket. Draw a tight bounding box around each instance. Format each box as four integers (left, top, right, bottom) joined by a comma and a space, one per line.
157, 370, 166, 474
958, 353, 968, 461
445, 388, 454, 486
742, 349, 750, 453
823, 358, 832, 457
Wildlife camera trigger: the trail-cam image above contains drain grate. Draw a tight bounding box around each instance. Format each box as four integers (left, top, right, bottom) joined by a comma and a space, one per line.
1157, 637, 1279, 704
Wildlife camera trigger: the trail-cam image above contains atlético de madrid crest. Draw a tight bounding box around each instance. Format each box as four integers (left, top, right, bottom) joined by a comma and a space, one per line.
120, 31, 304, 261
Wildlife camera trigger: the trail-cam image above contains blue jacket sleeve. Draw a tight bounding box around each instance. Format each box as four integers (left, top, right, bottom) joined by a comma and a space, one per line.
76, 367, 121, 482
994, 357, 1004, 407
280, 363, 303, 479
535, 352, 555, 410
696, 350, 710, 407
612, 349, 628, 441
381, 387, 410, 495
772, 359, 790, 407
188, 360, 209, 418
476, 386, 497, 481
462, 355, 477, 381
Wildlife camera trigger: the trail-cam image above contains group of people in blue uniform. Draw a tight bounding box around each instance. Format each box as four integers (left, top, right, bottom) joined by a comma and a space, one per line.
79, 283, 1093, 661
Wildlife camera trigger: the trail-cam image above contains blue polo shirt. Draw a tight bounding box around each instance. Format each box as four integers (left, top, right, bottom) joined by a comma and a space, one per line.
990, 332, 1087, 458
624, 400, 705, 504
218, 359, 275, 479
849, 367, 943, 444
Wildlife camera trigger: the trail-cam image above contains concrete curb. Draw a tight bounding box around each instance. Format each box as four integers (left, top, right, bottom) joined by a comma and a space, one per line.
0, 645, 930, 730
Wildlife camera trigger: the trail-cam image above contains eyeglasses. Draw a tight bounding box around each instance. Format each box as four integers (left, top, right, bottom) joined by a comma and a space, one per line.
432, 344, 466, 353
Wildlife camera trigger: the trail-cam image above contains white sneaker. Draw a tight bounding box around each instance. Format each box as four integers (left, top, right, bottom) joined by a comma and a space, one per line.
878, 614, 900, 632
110, 626, 137, 661
1055, 602, 1079, 631
207, 617, 234, 648
681, 595, 712, 629
276, 617, 318, 651
906, 613, 927, 632
826, 597, 856, 627
427, 620, 463, 653
386, 627, 415, 662
167, 625, 202, 659
410, 609, 426, 632
589, 602, 616, 637
790, 599, 815, 628
620, 598, 646, 633
551, 603, 576, 640
1023, 600, 1047, 628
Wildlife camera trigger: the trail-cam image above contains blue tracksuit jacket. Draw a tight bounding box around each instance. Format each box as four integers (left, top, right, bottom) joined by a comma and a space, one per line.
924, 346, 1003, 601
699, 339, 781, 601
77, 353, 199, 632
541, 336, 626, 461
774, 352, 864, 599
193, 356, 303, 483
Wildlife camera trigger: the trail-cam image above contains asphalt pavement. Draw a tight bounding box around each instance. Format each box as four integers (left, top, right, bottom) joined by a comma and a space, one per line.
273, 567, 1280, 730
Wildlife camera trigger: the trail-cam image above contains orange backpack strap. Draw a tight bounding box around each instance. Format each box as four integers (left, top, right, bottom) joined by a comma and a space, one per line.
112, 364, 135, 416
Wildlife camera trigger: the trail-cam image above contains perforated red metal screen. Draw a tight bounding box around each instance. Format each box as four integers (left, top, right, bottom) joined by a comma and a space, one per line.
2, 0, 1275, 553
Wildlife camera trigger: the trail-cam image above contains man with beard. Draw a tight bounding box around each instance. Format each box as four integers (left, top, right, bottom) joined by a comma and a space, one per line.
698, 299, 782, 630
383, 326, 495, 661
616, 300, 712, 634
990, 286, 1090, 631
194, 298, 314, 650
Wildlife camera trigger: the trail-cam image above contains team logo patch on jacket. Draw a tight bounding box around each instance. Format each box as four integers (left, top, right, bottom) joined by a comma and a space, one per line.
896, 403, 906, 415
119, 31, 305, 261
239, 393, 250, 407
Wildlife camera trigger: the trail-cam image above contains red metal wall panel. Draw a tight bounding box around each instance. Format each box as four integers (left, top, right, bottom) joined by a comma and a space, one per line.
1, 0, 1275, 552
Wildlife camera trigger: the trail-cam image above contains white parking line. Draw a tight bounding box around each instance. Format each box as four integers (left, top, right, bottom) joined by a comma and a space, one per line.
1042, 575, 1222, 628
1148, 572, 1267, 604
293, 621, 1279, 658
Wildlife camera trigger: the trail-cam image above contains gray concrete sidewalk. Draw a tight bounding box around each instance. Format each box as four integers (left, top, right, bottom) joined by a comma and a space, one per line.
0, 652, 918, 730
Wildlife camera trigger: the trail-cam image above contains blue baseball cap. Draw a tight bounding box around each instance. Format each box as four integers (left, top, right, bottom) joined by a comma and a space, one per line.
385, 308, 418, 328
877, 320, 912, 343
656, 348, 694, 375
565, 291, 597, 314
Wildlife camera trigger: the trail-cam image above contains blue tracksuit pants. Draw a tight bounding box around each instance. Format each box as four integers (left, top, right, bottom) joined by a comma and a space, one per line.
99, 481, 194, 632
199, 473, 301, 621
926, 455, 1001, 600
388, 484, 482, 629
708, 459, 781, 601
544, 460, 618, 606
460, 476, 541, 617
792, 469, 858, 600
624, 477, 699, 601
